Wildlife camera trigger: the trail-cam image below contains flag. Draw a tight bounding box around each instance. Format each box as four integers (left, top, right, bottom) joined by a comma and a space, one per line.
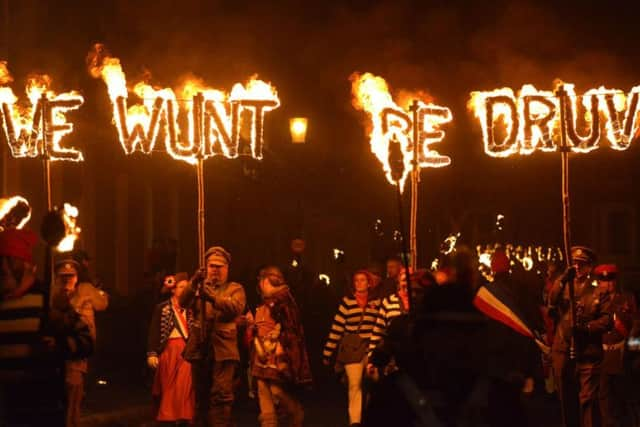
474, 281, 550, 354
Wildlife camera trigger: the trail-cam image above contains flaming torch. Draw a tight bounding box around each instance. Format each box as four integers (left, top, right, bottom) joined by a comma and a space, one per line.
0, 62, 85, 210
351, 72, 452, 269
0, 196, 31, 231
56, 203, 81, 253
469, 81, 640, 359
87, 44, 280, 263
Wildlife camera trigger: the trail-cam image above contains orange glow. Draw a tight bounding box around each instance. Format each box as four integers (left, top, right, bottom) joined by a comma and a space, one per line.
0, 196, 31, 230
289, 117, 308, 143
56, 203, 81, 253
469, 83, 640, 156
0, 63, 84, 161
87, 45, 279, 163
350, 72, 452, 191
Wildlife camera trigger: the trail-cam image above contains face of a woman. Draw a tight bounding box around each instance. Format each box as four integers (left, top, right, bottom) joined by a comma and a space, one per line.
353, 273, 369, 293
173, 280, 188, 299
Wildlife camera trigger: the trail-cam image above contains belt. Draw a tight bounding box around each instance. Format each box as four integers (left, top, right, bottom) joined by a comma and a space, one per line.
603, 341, 625, 351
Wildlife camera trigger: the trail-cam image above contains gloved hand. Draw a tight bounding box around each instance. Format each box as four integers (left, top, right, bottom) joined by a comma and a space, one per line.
559, 266, 576, 284
201, 283, 216, 303
191, 267, 206, 285
147, 356, 159, 369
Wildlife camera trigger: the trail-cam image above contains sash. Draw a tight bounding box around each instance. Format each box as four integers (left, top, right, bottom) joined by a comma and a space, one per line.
171, 300, 189, 339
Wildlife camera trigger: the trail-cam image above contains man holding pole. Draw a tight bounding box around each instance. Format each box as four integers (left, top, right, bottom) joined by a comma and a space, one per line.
548, 246, 612, 427
180, 246, 246, 427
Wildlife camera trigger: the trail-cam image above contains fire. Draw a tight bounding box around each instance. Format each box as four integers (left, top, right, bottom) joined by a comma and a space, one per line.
350, 72, 452, 191
476, 243, 563, 282
441, 233, 460, 255
56, 203, 81, 253
468, 83, 640, 156
0, 63, 84, 161
0, 196, 31, 230
87, 44, 279, 163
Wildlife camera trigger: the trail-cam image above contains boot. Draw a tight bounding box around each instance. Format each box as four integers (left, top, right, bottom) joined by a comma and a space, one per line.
209, 404, 233, 427
258, 412, 278, 427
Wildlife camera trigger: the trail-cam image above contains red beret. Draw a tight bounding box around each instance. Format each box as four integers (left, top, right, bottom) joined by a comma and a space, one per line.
0, 229, 37, 263
593, 264, 618, 280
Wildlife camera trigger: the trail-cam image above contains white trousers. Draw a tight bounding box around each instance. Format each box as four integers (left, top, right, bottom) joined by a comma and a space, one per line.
344, 356, 367, 424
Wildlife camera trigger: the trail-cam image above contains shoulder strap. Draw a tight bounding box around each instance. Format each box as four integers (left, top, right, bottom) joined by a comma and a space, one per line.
356, 305, 365, 333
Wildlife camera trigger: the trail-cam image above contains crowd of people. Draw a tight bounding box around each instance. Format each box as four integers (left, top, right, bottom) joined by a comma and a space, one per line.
1, 223, 640, 427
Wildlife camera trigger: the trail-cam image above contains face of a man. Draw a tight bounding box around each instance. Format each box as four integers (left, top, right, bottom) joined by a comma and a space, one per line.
173, 280, 188, 299
58, 273, 78, 295
207, 258, 229, 284
387, 260, 402, 279
574, 261, 592, 279
597, 279, 616, 294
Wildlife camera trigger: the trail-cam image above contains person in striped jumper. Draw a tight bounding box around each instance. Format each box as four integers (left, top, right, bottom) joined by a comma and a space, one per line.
322, 270, 381, 427
368, 267, 410, 355
0, 229, 93, 427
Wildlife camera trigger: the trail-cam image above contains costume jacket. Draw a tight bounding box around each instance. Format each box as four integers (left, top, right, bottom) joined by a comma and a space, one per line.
147, 298, 194, 358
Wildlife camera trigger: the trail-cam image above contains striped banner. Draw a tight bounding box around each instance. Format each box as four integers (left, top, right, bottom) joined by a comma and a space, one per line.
474, 282, 549, 354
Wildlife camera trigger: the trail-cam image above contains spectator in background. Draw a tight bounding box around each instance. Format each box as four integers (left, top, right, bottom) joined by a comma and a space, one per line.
52, 259, 109, 427
377, 256, 402, 299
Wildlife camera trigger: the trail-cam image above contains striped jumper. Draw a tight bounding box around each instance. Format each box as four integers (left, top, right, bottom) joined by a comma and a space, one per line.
323, 295, 381, 360
368, 293, 408, 352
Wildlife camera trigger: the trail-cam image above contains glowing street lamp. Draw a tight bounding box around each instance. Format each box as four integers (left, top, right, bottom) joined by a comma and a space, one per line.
289, 117, 308, 143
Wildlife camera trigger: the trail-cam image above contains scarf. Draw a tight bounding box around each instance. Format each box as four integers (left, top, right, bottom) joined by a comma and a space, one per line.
398, 289, 410, 311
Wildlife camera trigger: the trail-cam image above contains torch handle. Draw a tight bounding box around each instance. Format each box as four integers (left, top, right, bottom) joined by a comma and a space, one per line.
568, 276, 577, 360
395, 182, 412, 316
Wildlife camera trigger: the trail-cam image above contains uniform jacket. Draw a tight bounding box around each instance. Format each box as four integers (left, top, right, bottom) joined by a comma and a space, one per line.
70, 282, 109, 340
549, 276, 612, 360
180, 280, 246, 361
602, 291, 637, 374
147, 298, 194, 358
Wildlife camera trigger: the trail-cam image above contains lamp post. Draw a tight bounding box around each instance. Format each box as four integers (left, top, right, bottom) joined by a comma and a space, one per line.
289, 117, 308, 144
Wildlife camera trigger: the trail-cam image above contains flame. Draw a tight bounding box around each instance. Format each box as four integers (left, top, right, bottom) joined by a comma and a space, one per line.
476, 243, 563, 281
56, 203, 81, 253
0, 196, 31, 230
318, 274, 331, 285
469, 83, 640, 156
441, 233, 460, 255
0, 64, 83, 161
88, 44, 279, 163
351, 72, 451, 191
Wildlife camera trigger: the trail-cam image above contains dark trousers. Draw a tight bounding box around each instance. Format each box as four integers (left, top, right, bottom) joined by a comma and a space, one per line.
192, 359, 237, 427
487, 377, 526, 427
552, 352, 601, 427
599, 373, 624, 427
